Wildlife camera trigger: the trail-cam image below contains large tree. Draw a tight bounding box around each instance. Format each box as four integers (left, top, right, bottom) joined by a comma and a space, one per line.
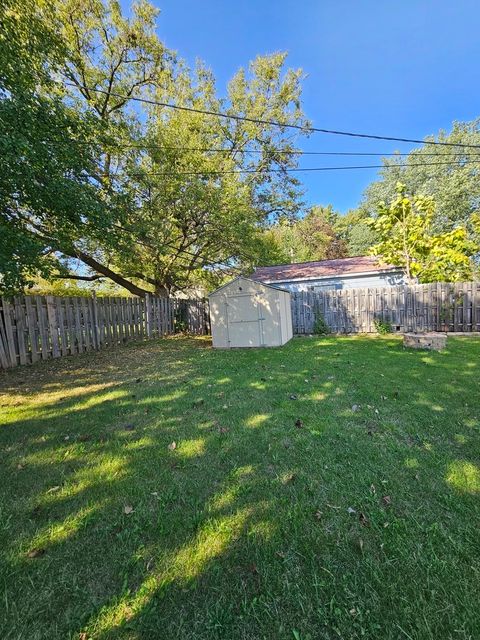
1, 0, 310, 296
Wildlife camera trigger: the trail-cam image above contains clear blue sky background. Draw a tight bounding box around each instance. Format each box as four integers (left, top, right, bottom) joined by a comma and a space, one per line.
128, 0, 480, 213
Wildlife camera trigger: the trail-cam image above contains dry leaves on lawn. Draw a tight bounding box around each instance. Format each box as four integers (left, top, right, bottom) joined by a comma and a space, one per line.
27, 547, 46, 558
168, 441, 176, 451
359, 512, 369, 526
123, 505, 134, 515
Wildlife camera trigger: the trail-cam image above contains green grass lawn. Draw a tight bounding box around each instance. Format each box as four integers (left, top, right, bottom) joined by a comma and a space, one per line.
1, 335, 479, 640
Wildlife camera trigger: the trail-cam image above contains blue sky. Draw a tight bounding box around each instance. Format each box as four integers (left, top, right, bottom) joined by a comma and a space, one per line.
132, 0, 480, 212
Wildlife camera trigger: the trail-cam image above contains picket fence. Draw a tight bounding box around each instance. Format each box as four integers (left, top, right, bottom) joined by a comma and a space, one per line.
291, 281, 480, 334
0, 294, 208, 369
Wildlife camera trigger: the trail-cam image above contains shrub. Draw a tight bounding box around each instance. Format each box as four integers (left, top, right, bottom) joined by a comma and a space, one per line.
313, 312, 330, 335
374, 318, 392, 334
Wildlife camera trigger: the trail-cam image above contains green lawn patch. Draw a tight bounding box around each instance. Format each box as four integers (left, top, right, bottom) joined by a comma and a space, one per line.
0, 335, 479, 639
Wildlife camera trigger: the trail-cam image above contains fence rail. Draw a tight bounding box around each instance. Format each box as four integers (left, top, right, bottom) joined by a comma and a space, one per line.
0, 294, 208, 369
291, 281, 480, 335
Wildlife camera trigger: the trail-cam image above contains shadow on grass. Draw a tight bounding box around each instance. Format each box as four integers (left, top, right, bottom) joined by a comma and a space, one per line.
0, 336, 479, 639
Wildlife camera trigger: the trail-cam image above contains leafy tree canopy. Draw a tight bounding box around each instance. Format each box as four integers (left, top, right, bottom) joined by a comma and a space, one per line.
368, 184, 477, 283
362, 120, 480, 237
261, 205, 348, 265
1, 0, 310, 296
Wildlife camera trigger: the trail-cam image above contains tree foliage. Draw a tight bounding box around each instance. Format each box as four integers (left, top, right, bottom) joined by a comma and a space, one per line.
1, 0, 310, 296
262, 205, 348, 265
362, 120, 480, 237
0, 0, 111, 295
368, 184, 477, 283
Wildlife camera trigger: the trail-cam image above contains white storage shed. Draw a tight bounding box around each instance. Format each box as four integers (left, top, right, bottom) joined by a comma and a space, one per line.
209, 276, 293, 349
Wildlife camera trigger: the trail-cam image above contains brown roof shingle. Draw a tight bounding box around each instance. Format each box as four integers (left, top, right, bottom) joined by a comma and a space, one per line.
251, 256, 398, 283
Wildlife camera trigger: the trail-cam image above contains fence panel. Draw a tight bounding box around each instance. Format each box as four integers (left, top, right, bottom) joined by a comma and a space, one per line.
0, 294, 209, 369
291, 281, 480, 335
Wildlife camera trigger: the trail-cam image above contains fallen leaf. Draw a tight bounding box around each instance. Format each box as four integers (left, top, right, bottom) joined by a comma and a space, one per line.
146, 557, 155, 572
79, 633, 88, 640
275, 550, 286, 558
27, 547, 45, 558
326, 503, 341, 510
347, 506, 356, 514
359, 512, 369, 526
351, 404, 360, 412
151, 491, 159, 497
17, 463, 25, 470
358, 539, 364, 553
314, 510, 323, 520
294, 418, 303, 428
47, 486, 61, 493
349, 607, 357, 616
370, 484, 376, 494
168, 441, 176, 451
283, 473, 296, 484
382, 495, 392, 506
289, 394, 298, 400
123, 505, 134, 515
218, 427, 229, 434
283, 439, 292, 449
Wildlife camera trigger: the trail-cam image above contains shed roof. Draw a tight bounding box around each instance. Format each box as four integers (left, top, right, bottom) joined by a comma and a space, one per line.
251, 256, 399, 283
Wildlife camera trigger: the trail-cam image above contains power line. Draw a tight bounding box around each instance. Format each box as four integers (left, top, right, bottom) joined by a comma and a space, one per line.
68, 140, 480, 157
107, 159, 480, 179
65, 81, 480, 150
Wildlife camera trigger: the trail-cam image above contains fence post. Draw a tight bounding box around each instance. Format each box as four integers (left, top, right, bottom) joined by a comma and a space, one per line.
46, 295, 60, 357
91, 292, 101, 350
145, 293, 153, 338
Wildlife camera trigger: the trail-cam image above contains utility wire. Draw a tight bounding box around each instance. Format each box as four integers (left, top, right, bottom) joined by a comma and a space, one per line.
65, 81, 480, 150
107, 159, 480, 179
65, 140, 480, 157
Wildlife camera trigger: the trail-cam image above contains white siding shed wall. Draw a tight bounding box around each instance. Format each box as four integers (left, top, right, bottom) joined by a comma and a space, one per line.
209, 277, 292, 349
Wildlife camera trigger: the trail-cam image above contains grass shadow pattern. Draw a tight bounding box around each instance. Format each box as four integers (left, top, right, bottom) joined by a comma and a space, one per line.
0, 335, 479, 639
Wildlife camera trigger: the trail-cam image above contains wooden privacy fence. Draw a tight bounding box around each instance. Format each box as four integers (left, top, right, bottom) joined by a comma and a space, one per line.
292, 281, 480, 335
0, 294, 209, 369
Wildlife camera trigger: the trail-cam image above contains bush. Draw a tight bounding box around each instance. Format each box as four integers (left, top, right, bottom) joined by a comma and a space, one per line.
374, 318, 392, 334
313, 312, 330, 335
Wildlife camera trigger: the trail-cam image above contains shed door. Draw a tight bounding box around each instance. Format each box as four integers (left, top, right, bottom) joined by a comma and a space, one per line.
226, 294, 263, 347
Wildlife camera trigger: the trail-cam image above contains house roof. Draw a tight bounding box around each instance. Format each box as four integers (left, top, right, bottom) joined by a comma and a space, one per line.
208, 275, 290, 297
251, 256, 399, 283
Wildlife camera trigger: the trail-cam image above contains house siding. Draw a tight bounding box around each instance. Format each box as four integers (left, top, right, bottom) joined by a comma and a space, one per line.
264, 270, 406, 293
